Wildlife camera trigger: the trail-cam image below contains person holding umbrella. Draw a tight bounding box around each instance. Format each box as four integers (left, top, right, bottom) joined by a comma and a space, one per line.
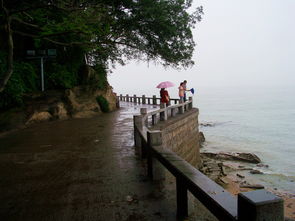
160, 88, 170, 106
156, 81, 174, 106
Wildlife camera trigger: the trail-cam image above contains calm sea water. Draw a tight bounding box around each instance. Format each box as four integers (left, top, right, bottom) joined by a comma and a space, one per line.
195, 86, 295, 193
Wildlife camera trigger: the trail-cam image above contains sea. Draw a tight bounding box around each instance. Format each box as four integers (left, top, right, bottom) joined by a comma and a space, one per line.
112, 83, 295, 193
194, 86, 295, 193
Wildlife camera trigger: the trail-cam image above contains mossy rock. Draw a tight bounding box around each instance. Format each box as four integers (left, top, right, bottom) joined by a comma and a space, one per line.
96, 96, 109, 113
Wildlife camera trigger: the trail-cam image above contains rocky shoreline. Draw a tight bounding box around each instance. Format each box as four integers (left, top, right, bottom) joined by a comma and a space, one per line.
199, 150, 295, 220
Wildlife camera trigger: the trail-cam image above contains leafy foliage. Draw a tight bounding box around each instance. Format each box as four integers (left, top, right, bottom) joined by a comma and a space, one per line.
0, 0, 203, 108
0, 52, 37, 109
96, 96, 109, 113
46, 63, 77, 89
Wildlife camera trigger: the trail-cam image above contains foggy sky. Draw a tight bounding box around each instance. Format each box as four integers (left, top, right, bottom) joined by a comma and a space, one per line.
108, 0, 295, 96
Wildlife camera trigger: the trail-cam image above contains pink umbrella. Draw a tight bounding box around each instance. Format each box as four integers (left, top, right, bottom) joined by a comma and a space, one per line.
156, 81, 175, 88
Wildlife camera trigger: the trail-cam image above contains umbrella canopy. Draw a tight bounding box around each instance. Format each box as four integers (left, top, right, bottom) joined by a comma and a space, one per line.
156, 81, 175, 88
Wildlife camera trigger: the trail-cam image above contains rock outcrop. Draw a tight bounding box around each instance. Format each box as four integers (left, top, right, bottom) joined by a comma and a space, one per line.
0, 65, 118, 133
201, 152, 261, 164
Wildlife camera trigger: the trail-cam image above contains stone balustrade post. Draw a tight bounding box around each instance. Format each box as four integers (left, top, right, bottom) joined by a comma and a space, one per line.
126, 94, 129, 102
189, 97, 193, 109
171, 107, 175, 117
152, 95, 157, 105
133, 94, 137, 103
152, 114, 157, 125
140, 108, 148, 126
160, 103, 167, 121
142, 95, 146, 104
238, 190, 284, 221
178, 103, 184, 114
147, 130, 164, 180
133, 115, 143, 156
176, 177, 188, 219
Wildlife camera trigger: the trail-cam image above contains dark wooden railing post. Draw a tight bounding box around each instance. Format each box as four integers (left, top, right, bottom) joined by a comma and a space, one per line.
152, 95, 157, 105
126, 94, 129, 102
174, 99, 178, 104
120, 94, 123, 101
238, 190, 284, 221
147, 98, 151, 104
176, 177, 188, 219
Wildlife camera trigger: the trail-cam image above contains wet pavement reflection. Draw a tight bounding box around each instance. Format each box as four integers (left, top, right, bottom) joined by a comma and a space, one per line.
0, 103, 176, 221
0, 102, 216, 221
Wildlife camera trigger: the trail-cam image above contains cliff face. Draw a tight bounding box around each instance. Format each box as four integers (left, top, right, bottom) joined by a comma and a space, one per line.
0, 66, 118, 134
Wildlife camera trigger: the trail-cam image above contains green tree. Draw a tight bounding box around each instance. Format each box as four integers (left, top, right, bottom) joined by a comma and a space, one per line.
0, 0, 203, 92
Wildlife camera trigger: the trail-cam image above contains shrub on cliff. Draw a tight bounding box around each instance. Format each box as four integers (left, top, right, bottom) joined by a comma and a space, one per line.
96, 96, 109, 113
46, 63, 78, 89
0, 53, 38, 110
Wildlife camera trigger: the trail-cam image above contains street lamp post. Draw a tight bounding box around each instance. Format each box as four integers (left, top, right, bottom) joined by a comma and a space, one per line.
26, 49, 57, 92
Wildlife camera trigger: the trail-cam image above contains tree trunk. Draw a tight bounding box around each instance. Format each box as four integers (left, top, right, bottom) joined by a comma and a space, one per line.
0, 7, 14, 93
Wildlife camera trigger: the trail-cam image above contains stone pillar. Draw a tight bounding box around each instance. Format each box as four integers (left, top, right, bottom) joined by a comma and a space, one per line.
147, 130, 164, 180
178, 104, 184, 114
152, 114, 157, 125
126, 94, 129, 102
142, 95, 146, 104
171, 107, 175, 117
133, 115, 143, 147
116, 97, 120, 108
160, 103, 167, 121
189, 97, 193, 109
152, 95, 157, 105
176, 177, 188, 219
133, 94, 137, 103
133, 115, 145, 158
238, 189, 284, 221
140, 108, 148, 126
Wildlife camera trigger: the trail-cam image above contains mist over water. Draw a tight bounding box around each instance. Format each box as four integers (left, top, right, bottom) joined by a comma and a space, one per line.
196, 86, 295, 192
108, 0, 295, 192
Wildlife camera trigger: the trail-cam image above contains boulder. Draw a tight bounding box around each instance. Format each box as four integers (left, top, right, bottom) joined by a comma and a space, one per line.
250, 169, 264, 174
199, 131, 205, 143
201, 152, 261, 164
26, 111, 52, 124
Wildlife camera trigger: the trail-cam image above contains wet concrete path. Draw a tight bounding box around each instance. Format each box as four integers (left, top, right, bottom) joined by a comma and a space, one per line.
0, 102, 182, 221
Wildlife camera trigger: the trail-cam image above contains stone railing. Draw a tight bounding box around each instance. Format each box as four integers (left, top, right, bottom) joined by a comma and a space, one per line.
118, 94, 180, 105
119, 95, 284, 221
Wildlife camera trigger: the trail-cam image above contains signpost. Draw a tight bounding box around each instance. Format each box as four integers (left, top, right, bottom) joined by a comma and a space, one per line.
26, 49, 56, 91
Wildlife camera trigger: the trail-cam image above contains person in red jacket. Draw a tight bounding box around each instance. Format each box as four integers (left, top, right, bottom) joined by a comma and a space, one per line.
160, 88, 170, 106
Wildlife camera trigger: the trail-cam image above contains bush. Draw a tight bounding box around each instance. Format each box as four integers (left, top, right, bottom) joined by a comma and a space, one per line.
93, 64, 108, 90
96, 96, 109, 112
46, 63, 78, 89
0, 55, 38, 110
